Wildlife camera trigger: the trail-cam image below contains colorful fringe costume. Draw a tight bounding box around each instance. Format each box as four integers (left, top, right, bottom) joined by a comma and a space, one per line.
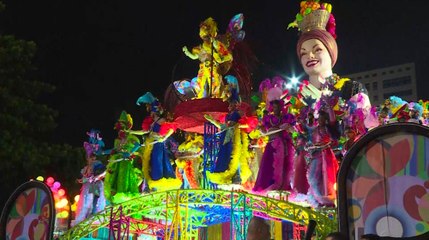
306, 123, 339, 207
104, 111, 142, 203
293, 130, 309, 194
175, 134, 204, 189
253, 112, 296, 193
207, 109, 252, 185
74, 160, 106, 225
75, 129, 107, 225
141, 117, 182, 191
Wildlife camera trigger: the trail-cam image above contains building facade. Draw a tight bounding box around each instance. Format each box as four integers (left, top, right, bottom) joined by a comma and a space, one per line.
344, 63, 417, 106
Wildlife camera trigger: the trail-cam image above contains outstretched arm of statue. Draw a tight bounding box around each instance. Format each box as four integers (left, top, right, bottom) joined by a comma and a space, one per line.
182, 46, 199, 60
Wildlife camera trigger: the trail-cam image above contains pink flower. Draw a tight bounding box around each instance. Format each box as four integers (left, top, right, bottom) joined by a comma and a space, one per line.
326, 14, 337, 39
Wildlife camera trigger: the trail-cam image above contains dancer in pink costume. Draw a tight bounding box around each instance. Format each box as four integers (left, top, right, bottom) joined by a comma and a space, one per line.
252, 99, 296, 193
305, 110, 339, 207
74, 130, 106, 225
293, 108, 314, 195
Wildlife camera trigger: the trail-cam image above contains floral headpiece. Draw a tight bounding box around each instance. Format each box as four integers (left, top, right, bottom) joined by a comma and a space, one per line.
389, 96, 408, 117
418, 99, 429, 114
258, 76, 288, 106
227, 13, 245, 43
83, 129, 105, 157
136, 91, 164, 115
408, 102, 423, 117
114, 110, 133, 131
288, 1, 336, 39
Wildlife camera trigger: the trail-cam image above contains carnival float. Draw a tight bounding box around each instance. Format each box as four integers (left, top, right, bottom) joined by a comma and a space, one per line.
1, 1, 429, 239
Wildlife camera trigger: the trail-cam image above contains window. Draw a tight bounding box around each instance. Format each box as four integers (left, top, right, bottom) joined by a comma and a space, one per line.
365, 83, 370, 91
373, 82, 378, 90
384, 89, 413, 99
382, 76, 412, 89
372, 73, 378, 77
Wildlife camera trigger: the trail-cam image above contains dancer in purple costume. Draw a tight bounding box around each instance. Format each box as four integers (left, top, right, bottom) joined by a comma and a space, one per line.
293, 109, 315, 195
253, 99, 296, 193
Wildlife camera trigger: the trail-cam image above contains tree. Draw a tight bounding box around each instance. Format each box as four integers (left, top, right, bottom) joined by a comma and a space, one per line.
0, 2, 82, 212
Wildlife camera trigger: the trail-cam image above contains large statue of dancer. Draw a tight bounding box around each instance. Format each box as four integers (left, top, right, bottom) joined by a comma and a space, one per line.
104, 111, 142, 203
182, 16, 233, 98
134, 92, 182, 192
74, 130, 106, 225
252, 89, 296, 194
288, 1, 376, 205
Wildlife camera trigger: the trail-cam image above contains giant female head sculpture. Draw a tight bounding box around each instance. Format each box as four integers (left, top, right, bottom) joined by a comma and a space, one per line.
297, 29, 338, 68
289, 1, 338, 69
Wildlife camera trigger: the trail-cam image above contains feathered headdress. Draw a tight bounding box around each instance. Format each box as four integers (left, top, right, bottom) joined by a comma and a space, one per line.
225, 75, 240, 93
227, 13, 245, 44
137, 92, 164, 114
389, 96, 408, 117
408, 101, 423, 117
115, 110, 133, 130
265, 86, 291, 114
83, 129, 105, 157
258, 76, 288, 105
136, 92, 156, 106
418, 99, 429, 115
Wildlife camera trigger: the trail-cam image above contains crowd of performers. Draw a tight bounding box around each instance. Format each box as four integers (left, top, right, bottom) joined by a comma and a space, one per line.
73, 1, 429, 225
73, 88, 429, 224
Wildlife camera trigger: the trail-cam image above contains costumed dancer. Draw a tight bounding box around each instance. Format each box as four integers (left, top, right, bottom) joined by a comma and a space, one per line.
293, 107, 314, 196
387, 96, 409, 123
204, 88, 252, 187
407, 101, 423, 124
245, 102, 268, 190
377, 100, 391, 126
418, 100, 429, 126
104, 111, 142, 203
252, 86, 296, 194
175, 132, 204, 189
74, 130, 106, 225
341, 126, 360, 158
134, 92, 182, 192
305, 108, 339, 207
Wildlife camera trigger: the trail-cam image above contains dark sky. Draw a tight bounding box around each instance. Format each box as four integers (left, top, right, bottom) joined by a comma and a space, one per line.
1, 0, 428, 148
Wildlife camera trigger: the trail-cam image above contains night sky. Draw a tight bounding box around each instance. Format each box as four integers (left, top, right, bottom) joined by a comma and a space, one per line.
1, 0, 428, 148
